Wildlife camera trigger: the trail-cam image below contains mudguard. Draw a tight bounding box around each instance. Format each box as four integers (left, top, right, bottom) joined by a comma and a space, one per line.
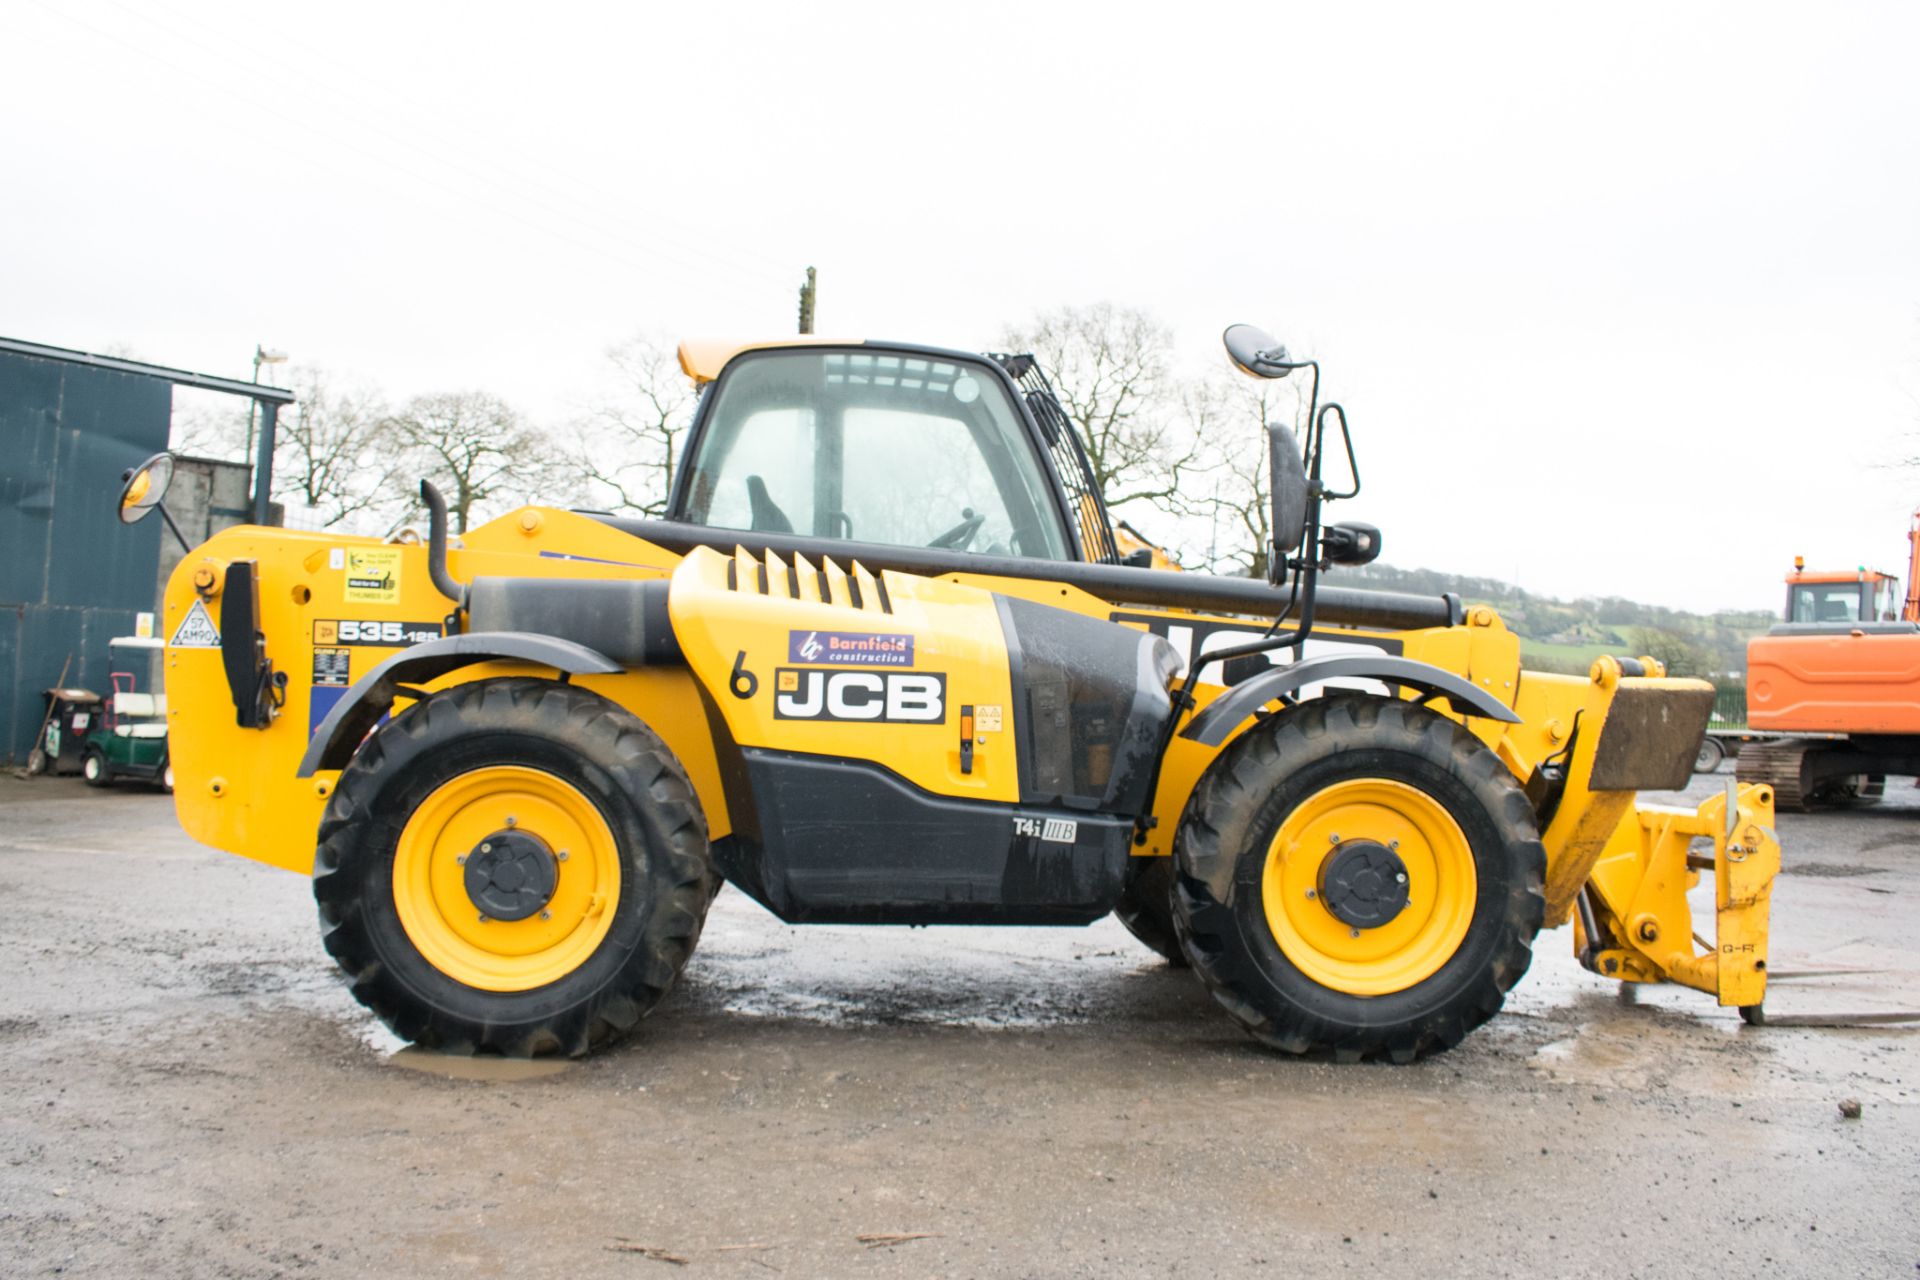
296, 632, 622, 776
1179, 652, 1521, 747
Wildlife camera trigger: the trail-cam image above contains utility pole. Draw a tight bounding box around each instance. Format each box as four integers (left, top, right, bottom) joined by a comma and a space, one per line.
796, 266, 817, 334
243, 345, 288, 493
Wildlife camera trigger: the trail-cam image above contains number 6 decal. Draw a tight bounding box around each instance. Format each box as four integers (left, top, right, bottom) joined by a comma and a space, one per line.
729, 651, 759, 699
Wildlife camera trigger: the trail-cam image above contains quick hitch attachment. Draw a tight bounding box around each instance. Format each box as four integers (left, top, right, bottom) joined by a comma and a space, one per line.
1576, 778, 1781, 1013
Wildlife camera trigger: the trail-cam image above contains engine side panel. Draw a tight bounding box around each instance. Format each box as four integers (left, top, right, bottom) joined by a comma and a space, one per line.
669, 545, 1023, 804
668, 545, 1185, 921
1747, 630, 1920, 734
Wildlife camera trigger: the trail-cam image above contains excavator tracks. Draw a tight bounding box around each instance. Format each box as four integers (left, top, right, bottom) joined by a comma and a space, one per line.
1737, 739, 1882, 812
1736, 739, 1816, 812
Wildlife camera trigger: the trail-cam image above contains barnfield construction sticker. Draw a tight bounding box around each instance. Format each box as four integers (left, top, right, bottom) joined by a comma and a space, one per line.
169, 600, 220, 648
344, 548, 402, 604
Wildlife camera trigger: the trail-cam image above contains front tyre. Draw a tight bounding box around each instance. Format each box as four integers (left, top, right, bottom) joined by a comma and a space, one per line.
313, 678, 713, 1057
82, 749, 111, 788
1172, 695, 1545, 1063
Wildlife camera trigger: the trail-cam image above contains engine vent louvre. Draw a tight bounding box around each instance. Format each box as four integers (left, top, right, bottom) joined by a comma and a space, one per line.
724, 546, 893, 614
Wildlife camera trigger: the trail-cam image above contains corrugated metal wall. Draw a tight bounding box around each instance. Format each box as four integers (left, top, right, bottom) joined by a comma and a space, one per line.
0, 349, 168, 763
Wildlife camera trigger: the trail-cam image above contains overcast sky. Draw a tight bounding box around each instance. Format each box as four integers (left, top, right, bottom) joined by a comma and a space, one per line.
6, 2, 1918, 611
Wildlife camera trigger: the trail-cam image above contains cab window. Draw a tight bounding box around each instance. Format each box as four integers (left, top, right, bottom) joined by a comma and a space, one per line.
1788, 583, 1865, 623
679, 350, 1072, 559
1878, 578, 1904, 621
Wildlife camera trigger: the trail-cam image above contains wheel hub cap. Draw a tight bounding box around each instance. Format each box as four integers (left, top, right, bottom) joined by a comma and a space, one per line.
1317, 839, 1410, 930
1262, 778, 1478, 996
464, 829, 559, 922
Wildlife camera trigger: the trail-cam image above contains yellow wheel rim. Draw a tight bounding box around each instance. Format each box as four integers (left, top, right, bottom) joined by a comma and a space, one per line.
392, 766, 621, 992
1261, 778, 1477, 996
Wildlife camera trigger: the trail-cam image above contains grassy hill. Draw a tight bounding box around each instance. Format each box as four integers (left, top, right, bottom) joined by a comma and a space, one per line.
1323, 562, 1774, 677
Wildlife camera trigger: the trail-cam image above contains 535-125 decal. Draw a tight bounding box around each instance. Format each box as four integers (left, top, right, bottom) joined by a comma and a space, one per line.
313, 620, 443, 647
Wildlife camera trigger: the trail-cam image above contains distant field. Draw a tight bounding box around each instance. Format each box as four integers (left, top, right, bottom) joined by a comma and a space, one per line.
1517, 637, 1620, 672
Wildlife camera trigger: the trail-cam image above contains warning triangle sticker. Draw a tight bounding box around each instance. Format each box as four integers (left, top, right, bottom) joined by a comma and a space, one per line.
170, 599, 221, 648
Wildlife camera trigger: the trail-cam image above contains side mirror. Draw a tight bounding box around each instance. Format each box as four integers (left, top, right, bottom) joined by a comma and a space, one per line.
1269, 423, 1309, 566
1224, 323, 1295, 380
1322, 522, 1382, 567
118, 453, 175, 525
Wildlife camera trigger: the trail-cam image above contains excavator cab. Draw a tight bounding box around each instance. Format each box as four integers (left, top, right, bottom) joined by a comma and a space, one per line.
1784, 571, 1899, 624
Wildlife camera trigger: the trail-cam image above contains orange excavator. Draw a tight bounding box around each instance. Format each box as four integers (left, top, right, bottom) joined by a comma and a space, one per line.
1737, 508, 1920, 809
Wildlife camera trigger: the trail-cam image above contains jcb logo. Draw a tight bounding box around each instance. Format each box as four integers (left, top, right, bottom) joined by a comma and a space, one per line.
773, 668, 946, 723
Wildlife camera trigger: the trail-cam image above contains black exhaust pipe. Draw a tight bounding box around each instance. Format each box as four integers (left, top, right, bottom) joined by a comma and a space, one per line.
420, 480, 467, 610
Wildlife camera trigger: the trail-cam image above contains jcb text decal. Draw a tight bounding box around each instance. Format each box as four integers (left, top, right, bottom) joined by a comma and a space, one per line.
773, 668, 945, 722
788, 630, 915, 667
314, 619, 443, 647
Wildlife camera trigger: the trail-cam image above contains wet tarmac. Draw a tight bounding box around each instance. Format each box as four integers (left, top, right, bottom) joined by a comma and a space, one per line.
0, 771, 1915, 1277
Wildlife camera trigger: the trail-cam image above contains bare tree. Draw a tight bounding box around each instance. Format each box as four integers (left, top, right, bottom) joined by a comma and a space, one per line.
999, 303, 1205, 511
168, 368, 399, 533
1195, 373, 1309, 579
387, 392, 553, 532
275, 369, 399, 531
564, 333, 697, 516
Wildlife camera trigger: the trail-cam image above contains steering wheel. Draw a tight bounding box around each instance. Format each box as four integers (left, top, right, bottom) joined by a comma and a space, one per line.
927, 508, 986, 550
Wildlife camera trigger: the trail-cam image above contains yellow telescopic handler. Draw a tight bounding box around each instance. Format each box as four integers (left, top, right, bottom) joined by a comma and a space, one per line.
122, 323, 1780, 1060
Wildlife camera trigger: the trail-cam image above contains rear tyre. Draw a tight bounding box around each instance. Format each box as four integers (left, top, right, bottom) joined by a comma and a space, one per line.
1113, 855, 1188, 967
1694, 735, 1725, 774
313, 677, 713, 1057
82, 749, 111, 788
1172, 695, 1546, 1063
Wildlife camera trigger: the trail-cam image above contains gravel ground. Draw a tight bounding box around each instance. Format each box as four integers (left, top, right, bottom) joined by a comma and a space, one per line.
0, 770, 1915, 1278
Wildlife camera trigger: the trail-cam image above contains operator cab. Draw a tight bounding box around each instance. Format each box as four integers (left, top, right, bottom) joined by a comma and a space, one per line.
670, 344, 1084, 562
1784, 565, 1901, 624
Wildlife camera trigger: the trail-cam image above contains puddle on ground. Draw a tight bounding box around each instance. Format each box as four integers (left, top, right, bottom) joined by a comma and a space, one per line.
681, 902, 1192, 1031
386, 1047, 575, 1081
